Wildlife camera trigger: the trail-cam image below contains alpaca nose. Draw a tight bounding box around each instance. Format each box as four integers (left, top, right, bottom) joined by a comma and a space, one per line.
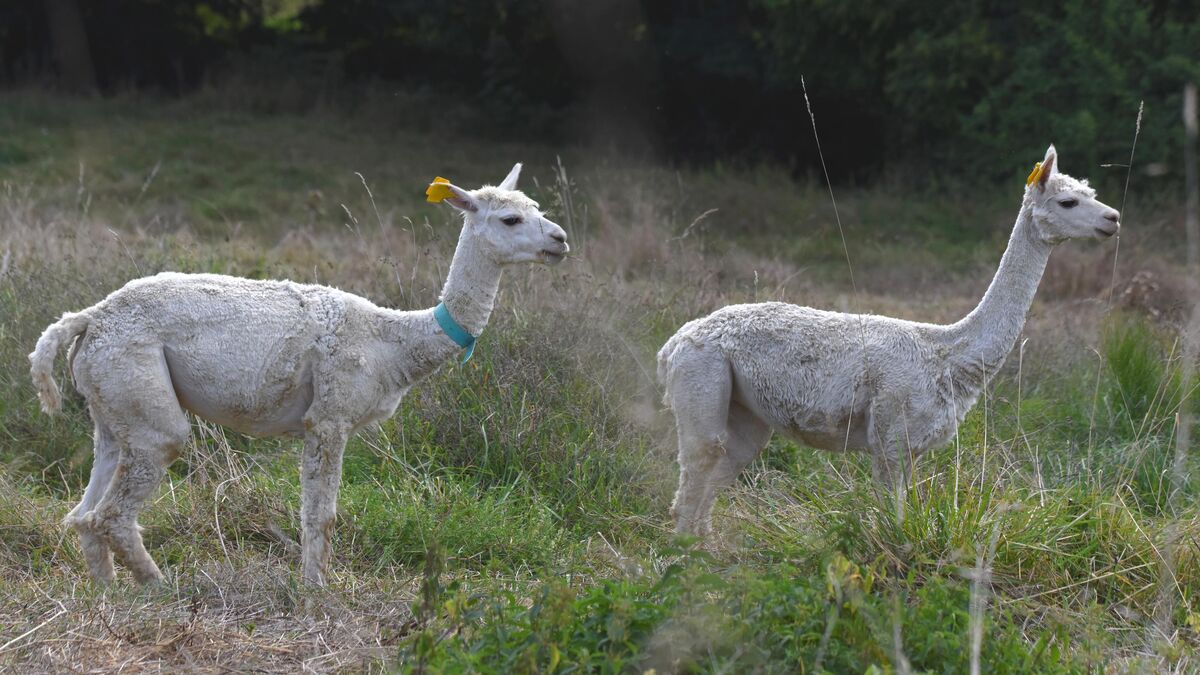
543, 219, 568, 253
1095, 209, 1120, 237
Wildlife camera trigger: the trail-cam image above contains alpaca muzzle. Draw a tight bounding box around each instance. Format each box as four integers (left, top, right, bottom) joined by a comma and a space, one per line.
1095, 210, 1120, 238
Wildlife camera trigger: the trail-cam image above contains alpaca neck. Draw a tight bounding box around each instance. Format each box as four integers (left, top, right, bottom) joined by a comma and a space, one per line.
943, 202, 1053, 383
438, 224, 502, 337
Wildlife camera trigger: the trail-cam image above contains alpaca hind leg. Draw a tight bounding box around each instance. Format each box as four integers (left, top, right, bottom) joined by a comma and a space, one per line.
65, 416, 120, 583
95, 446, 175, 584
682, 402, 772, 535
88, 349, 190, 584
672, 436, 721, 536
666, 346, 735, 536
299, 425, 348, 585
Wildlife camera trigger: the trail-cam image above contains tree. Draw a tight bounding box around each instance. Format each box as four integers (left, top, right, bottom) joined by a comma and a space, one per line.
44, 0, 96, 93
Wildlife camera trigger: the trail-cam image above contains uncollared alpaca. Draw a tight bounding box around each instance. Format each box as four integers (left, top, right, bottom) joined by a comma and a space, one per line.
29, 164, 568, 585
658, 145, 1120, 535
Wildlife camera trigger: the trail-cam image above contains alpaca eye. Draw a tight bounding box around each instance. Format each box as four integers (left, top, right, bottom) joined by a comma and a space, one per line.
1058, 199, 1078, 208
501, 215, 522, 226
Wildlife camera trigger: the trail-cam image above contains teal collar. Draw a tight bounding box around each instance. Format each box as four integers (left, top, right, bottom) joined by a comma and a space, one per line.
434, 302, 477, 365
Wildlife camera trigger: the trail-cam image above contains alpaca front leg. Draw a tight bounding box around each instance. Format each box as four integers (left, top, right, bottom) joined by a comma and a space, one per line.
871, 449, 913, 523
870, 452, 911, 489
867, 398, 916, 493
300, 428, 347, 585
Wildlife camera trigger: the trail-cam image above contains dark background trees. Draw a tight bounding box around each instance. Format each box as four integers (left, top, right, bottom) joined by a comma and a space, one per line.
2, 0, 1197, 183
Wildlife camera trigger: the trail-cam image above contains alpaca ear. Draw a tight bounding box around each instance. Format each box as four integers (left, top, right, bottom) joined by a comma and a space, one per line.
443, 184, 479, 212
498, 163, 522, 190
1037, 145, 1057, 190
427, 177, 479, 212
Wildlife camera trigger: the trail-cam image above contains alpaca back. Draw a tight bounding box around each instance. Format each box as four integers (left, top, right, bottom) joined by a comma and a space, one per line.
659, 302, 959, 451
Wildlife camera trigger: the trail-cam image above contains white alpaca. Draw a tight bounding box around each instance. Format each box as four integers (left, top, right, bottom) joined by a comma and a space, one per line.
29, 164, 568, 585
658, 146, 1120, 535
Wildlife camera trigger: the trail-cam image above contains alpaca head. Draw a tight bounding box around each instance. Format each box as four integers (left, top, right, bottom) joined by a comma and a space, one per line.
1026, 145, 1121, 245
434, 164, 569, 265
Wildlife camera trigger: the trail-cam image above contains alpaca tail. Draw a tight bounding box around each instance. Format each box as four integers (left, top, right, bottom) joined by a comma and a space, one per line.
29, 310, 92, 414
656, 331, 691, 409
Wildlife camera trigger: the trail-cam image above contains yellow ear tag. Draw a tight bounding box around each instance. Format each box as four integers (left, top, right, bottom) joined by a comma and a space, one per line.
426, 176, 455, 203
1025, 162, 1043, 186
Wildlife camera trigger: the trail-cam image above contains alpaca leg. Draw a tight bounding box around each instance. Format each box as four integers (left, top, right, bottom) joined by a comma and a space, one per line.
672, 435, 722, 536
870, 452, 910, 489
299, 425, 348, 585
680, 402, 772, 535
871, 450, 912, 522
867, 402, 914, 519
86, 349, 190, 584
866, 396, 915, 491
65, 416, 120, 584
94, 444, 178, 584
666, 346, 736, 536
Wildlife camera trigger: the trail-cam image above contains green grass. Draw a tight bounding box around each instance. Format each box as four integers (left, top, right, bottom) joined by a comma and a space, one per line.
398, 548, 1082, 673
0, 89, 1197, 672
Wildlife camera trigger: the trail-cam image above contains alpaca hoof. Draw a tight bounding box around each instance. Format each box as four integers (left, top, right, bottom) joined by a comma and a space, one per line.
673, 517, 711, 538
300, 564, 329, 587
88, 561, 117, 585
91, 569, 116, 586
133, 568, 164, 586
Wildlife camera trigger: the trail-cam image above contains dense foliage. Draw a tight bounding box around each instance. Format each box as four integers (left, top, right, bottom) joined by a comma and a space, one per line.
5, 0, 1197, 181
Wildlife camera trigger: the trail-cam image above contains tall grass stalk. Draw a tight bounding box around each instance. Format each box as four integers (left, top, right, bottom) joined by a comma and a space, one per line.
969, 513, 1005, 675
1089, 101, 1145, 465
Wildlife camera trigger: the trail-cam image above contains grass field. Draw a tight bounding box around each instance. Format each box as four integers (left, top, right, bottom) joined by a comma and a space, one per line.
0, 88, 1197, 672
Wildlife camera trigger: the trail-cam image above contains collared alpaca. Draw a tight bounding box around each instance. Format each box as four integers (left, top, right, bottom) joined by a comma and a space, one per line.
658, 146, 1120, 535
30, 164, 568, 585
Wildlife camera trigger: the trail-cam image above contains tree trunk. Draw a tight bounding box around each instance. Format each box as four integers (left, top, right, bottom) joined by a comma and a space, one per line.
545, 0, 660, 153
45, 0, 97, 93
